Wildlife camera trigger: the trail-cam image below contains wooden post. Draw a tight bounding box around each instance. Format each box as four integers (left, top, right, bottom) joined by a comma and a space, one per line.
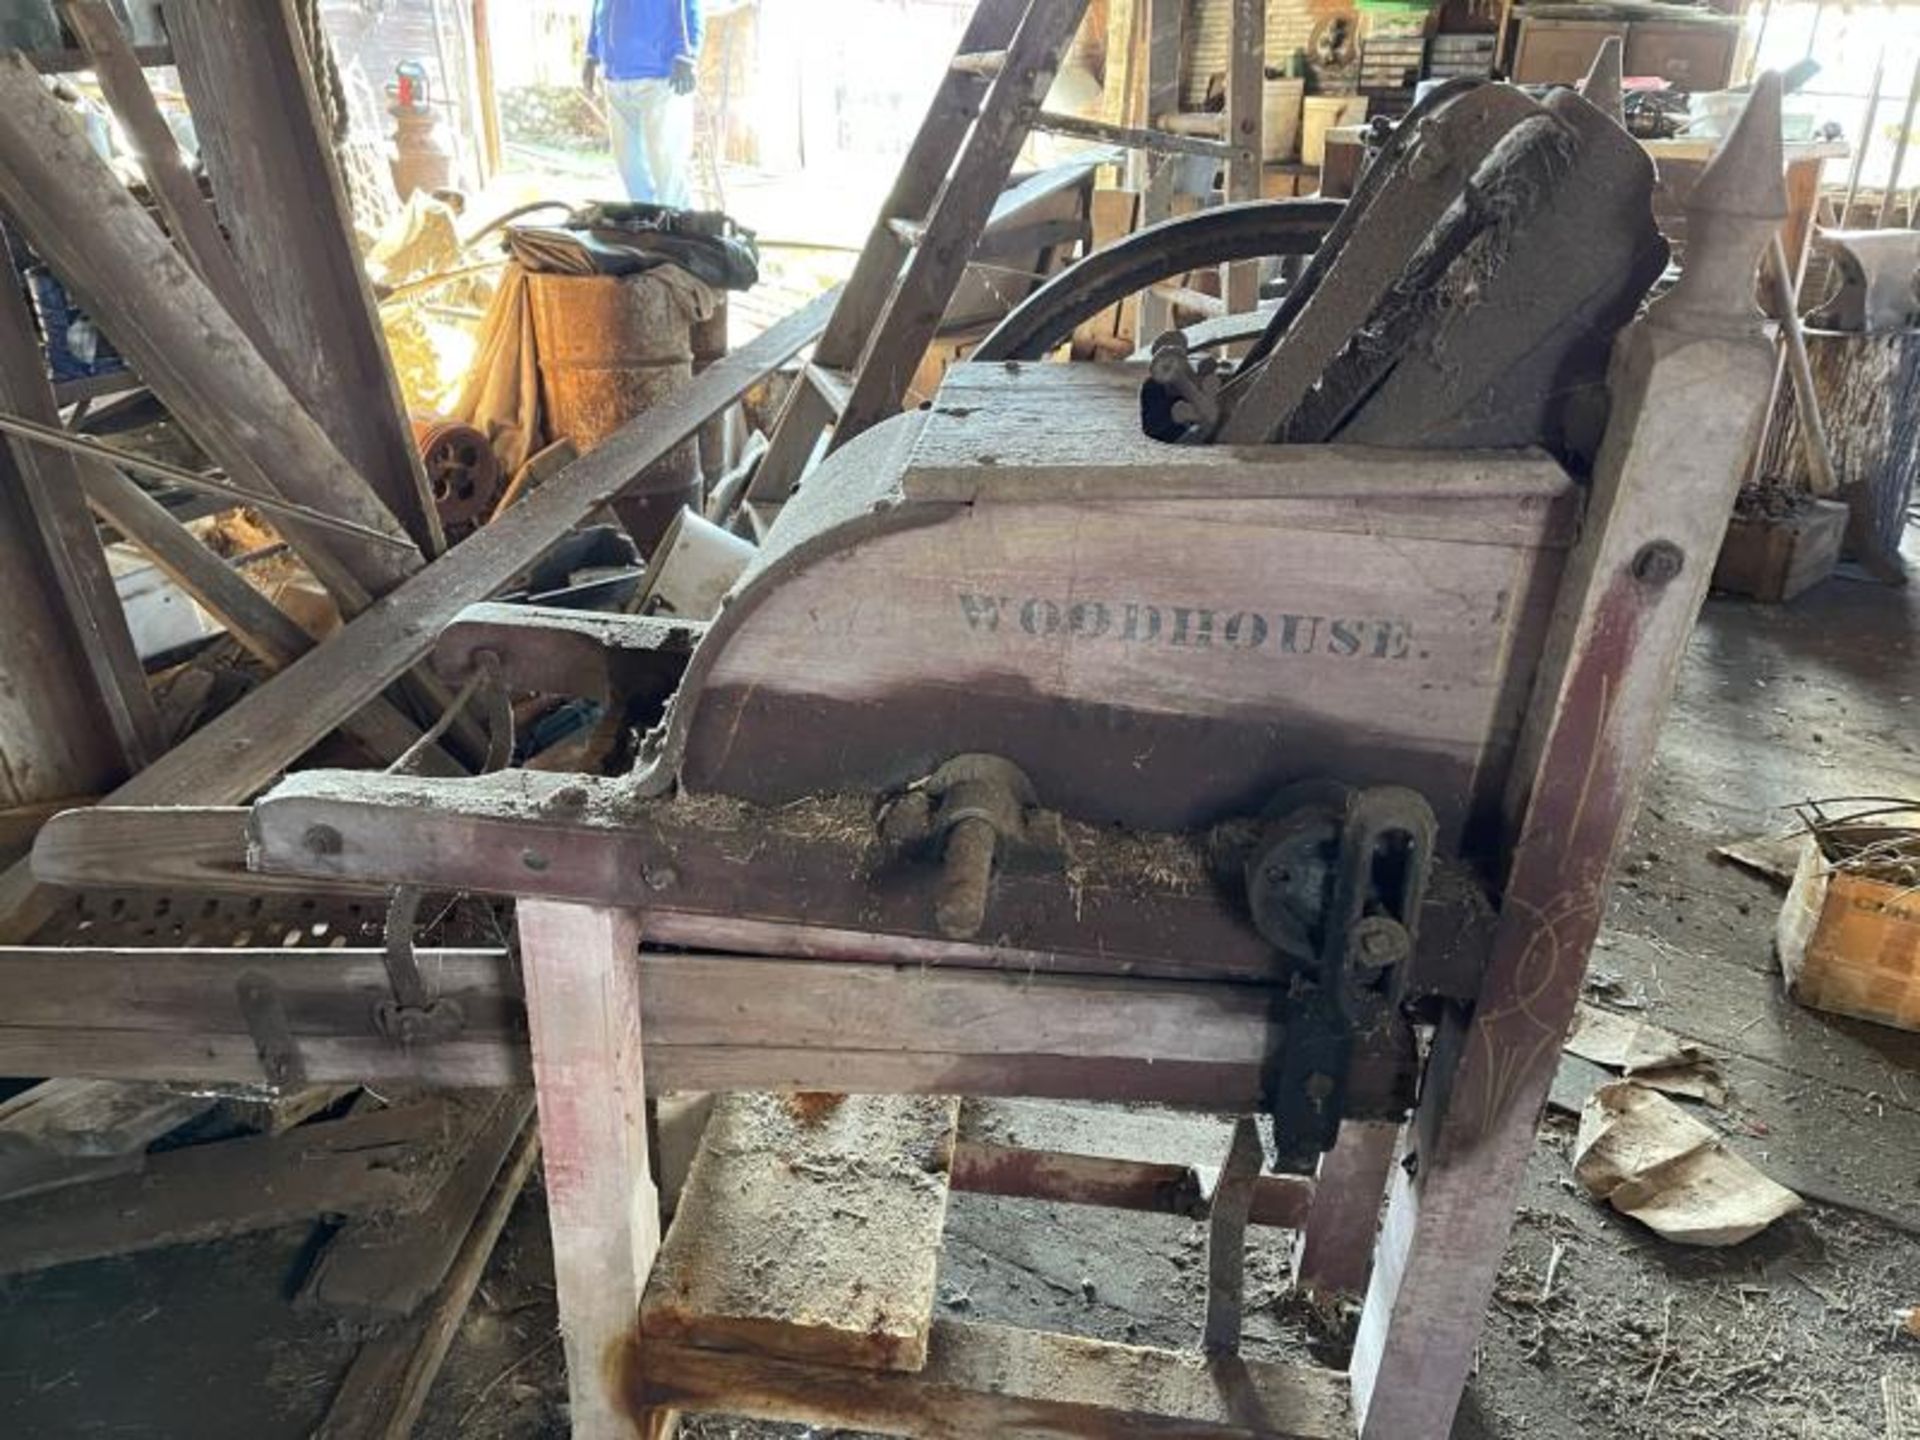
166, 0, 444, 559
0, 233, 163, 772
1291, 1120, 1400, 1302
1135, 0, 1183, 341
1349, 78, 1788, 1440
1223, 0, 1263, 318
516, 901, 662, 1440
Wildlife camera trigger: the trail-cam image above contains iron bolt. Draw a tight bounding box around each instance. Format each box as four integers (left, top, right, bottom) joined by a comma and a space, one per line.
521, 849, 550, 873
1632, 540, 1685, 585
302, 824, 342, 857
643, 865, 679, 892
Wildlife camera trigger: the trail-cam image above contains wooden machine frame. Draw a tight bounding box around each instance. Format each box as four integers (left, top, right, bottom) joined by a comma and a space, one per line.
14, 71, 1792, 1440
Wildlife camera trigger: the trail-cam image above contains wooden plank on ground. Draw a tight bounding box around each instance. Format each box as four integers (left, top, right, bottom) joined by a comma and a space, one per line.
642, 1092, 959, 1373
166, 0, 441, 556
302, 1089, 534, 1322
631, 1319, 1354, 1438
0, 1078, 212, 1201
0, 1094, 492, 1274
0, 288, 836, 941
314, 1116, 541, 1440
0, 53, 421, 609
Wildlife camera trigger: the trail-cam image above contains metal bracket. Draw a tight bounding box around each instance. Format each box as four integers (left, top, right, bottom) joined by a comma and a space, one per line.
237, 971, 307, 1091
1247, 783, 1436, 1172
878, 754, 1064, 940
373, 885, 466, 1045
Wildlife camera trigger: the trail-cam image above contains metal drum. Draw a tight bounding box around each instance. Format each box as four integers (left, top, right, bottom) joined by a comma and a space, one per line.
526, 269, 709, 560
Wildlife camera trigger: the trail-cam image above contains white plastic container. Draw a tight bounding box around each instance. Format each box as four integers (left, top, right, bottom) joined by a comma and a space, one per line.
1303, 95, 1368, 168
1262, 77, 1307, 162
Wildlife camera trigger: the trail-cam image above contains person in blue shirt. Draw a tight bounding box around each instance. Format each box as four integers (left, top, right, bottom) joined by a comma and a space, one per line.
582, 0, 703, 208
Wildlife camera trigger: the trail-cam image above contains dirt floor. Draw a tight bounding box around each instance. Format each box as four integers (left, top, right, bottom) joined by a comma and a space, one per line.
1, 543, 1916, 1438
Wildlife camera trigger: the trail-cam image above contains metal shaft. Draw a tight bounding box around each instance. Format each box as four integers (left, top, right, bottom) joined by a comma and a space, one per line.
934, 816, 998, 940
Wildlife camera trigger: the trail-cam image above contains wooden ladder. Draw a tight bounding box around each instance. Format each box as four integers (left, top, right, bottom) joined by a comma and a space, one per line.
739, 0, 1093, 515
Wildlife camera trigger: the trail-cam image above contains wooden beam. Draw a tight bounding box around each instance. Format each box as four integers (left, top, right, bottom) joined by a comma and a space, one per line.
166, 0, 443, 556
79, 464, 459, 772
1291, 1119, 1400, 1300
0, 289, 835, 940
0, 53, 422, 609
1349, 81, 1791, 1439
59, 0, 268, 347
0, 233, 164, 772
629, 1320, 1353, 1438
0, 945, 1297, 1112
1223, 0, 1264, 318
517, 902, 660, 1440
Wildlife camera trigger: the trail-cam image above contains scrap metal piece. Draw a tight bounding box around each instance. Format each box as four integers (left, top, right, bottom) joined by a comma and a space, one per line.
374, 885, 465, 1045
1809, 229, 1920, 331
1202, 1115, 1265, 1354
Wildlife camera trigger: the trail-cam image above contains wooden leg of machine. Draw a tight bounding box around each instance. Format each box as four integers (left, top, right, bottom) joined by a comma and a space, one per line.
516, 901, 668, 1440
1291, 1120, 1400, 1303
1348, 82, 1788, 1440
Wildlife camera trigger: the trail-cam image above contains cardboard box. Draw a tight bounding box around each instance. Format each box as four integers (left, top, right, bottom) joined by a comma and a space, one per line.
1778, 829, 1920, 1033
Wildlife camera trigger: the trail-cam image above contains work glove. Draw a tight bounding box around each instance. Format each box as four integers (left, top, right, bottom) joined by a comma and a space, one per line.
581, 55, 600, 97
670, 55, 697, 96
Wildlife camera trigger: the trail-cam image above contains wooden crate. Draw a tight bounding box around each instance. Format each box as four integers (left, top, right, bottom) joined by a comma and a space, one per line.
1711, 498, 1847, 602
1511, 19, 1627, 85
1778, 832, 1920, 1033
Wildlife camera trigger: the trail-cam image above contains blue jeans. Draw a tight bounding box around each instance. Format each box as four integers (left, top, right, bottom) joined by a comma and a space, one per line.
606, 77, 693, 208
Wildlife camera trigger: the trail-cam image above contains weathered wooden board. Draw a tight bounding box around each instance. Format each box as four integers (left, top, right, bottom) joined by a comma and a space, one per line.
167, 0, 441, 555
643, 1092, 959, 1372
300, 1089, 534, 1322
688, 364, 1579, 839
0, 1078, 211, 1201
629, 1319, 1353, 1438
0, 1096, 489, 1274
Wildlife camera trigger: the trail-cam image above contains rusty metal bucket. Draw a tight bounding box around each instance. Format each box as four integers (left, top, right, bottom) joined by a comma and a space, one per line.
526, 269, 714, 559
